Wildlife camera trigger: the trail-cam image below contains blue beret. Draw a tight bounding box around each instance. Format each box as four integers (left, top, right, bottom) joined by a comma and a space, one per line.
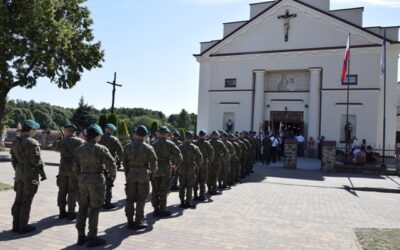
105, 123, 117, 132
158, 126, 170, 133
185, 131, 194, 138
24, 120, 40, 129
87, 124, 103, 136
199, 130, 207, 136
211, 130, 220, 136
64, 124, 77, 130
135, 125, 148, 135
173, 131, 181, 137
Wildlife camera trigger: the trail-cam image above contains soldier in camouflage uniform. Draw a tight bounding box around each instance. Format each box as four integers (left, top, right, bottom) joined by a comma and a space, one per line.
234, 133, 246, 182
178, 131, 203, 208
123, 125, 157, 230
170, 130, 182, 191
193, 130, 214, 201
219, 132, 235, 188
10, 120, 46, 234
151, 126, 183, 217
99, 123, 123, 210
207, 131, 228, 195
73, 124, 116, 247
52, 124, 85, 220
239, 132, 252, 178
229, 134, 242, 184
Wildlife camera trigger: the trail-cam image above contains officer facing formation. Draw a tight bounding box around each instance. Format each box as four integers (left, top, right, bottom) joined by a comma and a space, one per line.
73, 124, 116, 247
193, 130, 214, 201
178, 131, 203, 208
10, 120, 46, 234
123, 125, 158, 230
99, 123, 124, 210
151, 126, 183, 217
52, 124, 85, 220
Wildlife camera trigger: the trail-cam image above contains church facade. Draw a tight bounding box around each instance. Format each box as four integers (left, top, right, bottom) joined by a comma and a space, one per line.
195, 0, 400, 148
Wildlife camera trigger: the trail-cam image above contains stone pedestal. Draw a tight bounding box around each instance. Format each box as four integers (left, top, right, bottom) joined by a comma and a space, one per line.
284, 139, 297, 169
321, 141, 336, 172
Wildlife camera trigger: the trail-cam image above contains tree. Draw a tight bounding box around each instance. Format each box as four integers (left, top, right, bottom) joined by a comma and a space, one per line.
11, 108, 33, 128
98, 113, 108, 131
117, 120, 129, 145
33, 110, 56, 130
70, 97, 97, 130
150, 121, 158, 135
52, 107, 71, 127
0, 0, 104, 130
107, 114, 118, 128
177, 109, 192, 130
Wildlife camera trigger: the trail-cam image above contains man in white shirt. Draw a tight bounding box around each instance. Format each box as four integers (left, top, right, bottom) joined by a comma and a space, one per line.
270, 134, 279, 163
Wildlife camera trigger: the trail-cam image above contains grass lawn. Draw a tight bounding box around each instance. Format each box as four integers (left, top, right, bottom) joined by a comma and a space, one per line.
0, 182, 12, 191
355, 228, 400, 250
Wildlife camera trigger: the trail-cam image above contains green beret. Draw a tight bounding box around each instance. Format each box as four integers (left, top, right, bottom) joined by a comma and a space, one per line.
199, 130, 207, 136
173, 131, 181, 137
105, 123, 117, 132
158, 126, 170, 133
64, 124, 77, 130
185, 131, 194, 138
87, 124, 103, 136
211, 130, 219, 136
24, 120, 40, 129
135, 125, 148, 135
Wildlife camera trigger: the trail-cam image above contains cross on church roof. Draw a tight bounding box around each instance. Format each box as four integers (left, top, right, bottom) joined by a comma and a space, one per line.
278, 9, 297, 42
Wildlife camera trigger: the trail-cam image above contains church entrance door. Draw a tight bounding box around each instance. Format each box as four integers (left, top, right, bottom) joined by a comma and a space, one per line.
270, 111, 304, 136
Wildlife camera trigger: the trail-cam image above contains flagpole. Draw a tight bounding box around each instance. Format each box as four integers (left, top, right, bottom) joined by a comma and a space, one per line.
382, 29, 387, 167
345, 33, 351, 157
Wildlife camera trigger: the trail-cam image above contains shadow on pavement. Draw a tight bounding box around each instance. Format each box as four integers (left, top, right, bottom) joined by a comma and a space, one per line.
101, 199, 125, 213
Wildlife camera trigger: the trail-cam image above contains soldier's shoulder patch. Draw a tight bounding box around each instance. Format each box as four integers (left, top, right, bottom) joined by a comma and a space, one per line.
26, 137, 40, 146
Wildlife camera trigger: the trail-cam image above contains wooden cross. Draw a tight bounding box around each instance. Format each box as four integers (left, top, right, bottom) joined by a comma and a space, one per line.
107, 72, 122, 114
278, 9, 297, 42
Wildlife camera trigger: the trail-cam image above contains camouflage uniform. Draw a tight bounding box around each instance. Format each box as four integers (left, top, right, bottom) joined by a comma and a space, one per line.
193, 139, 214, 199
53, 135, 85, 217
99, 134, 123, 207
10, 134, 45, 232
123, 139, 157, 228
170, 137, 182, 190
231, 138, 242, 183
178, 142, 203, 206
235, 139, 246, 181
73, 141, 116, 240
208, 138, 228, 194
151, 138, 182, 215
240, 137, 252, 177
221, 139, 235, 187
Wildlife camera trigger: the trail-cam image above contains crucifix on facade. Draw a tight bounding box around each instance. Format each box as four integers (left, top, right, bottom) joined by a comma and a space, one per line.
278, 9, 297, 42
107, 72, 122, 114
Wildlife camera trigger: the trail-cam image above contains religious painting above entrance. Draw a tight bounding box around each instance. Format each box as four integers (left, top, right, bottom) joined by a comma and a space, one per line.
266, 70, 310, 92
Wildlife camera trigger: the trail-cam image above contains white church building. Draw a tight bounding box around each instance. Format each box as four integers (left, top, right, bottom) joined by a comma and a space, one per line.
195, 0, 400, 148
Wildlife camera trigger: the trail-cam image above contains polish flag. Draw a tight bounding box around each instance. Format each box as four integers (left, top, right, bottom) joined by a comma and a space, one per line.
341, 34, 350, 84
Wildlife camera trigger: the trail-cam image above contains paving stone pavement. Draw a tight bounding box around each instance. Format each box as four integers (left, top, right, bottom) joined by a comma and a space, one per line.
1, 151, 400, 249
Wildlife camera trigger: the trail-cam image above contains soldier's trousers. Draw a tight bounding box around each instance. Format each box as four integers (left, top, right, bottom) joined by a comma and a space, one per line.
230, 160, 237, 183
241, 156, 247, 177
125, 181, 149, 223
194, 163, 208, 196
76, 179, 105, 238
104, 177, 114, 204
171, 169, 179, 189
179, 171, 195, 203
151, 175, 171, 211
57, 175, 77, 212
12, 173, 38, 230
207, 162, 220, 192
219, 161, 230, 186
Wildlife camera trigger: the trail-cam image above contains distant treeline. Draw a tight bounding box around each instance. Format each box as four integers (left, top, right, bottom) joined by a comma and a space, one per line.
3, 97, 197, 135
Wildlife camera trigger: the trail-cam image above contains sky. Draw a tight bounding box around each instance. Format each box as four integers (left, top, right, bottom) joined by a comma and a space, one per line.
8, 0, 400, 115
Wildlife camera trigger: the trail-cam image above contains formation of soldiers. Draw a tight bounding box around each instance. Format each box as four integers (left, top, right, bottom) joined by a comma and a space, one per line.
9, 119, 261, 247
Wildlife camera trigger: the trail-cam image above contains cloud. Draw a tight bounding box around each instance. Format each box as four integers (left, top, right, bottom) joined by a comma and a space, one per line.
179, 0, 400, 7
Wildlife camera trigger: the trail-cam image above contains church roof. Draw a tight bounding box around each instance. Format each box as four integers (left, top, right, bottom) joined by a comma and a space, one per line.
196, 0, 399, 57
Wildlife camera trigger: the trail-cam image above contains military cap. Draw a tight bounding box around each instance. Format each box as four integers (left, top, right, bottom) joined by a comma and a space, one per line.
211, 130, 220, 136
87, 124, 103, 136
228, 133, 235, 138
158, 126, 170, 133
199, 130, 207, 136
135, 125, 148, 135
173, 130, 181, 137
105, 123, 117, 132
185, 131, 195, 138
64, 124, 77, 130
24, 120, 40, 129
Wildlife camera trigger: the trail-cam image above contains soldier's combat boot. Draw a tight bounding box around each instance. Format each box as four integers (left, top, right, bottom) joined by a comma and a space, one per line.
18, 225, 36, 234
103, 202, 116, 210
59, 207, 68, 219
159, 210, 172, 217
153, 209, 160, 217
67, 212, 77, 221
86, 236, 106, 248
186, 202, 196, 209
198, 195, 206, 202
127, 217, 135, 230
179, 199, 186, 209
132, 222, 147, 230
76, 235, 88, 246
